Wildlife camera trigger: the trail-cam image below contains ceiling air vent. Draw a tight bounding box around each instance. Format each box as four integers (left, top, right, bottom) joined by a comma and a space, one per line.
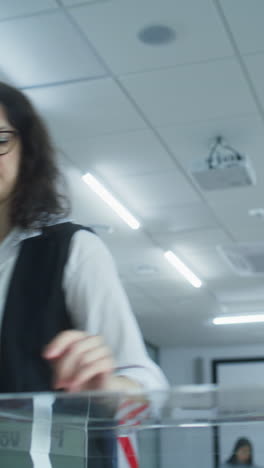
218, 244, 264, 276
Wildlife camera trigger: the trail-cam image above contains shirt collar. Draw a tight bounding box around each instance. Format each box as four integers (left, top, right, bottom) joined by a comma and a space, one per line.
0, 217, 71, 265
0, 228, 41, 265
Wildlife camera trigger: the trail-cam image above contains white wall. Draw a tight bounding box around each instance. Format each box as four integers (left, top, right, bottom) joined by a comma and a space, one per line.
160, 343, 264, 385
159, 343, 264, 468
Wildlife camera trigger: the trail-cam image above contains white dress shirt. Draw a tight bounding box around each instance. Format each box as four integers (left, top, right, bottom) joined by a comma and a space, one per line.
0, 226, 168, 391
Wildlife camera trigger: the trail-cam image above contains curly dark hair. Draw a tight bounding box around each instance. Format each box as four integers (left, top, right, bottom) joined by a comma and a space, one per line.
0, 82, 69, 229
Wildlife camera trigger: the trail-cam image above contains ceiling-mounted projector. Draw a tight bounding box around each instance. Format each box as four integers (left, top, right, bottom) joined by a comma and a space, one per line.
191, 136, 256, 191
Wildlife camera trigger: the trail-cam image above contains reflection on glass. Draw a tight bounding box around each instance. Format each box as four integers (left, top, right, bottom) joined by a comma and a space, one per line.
0, 386, 264, 467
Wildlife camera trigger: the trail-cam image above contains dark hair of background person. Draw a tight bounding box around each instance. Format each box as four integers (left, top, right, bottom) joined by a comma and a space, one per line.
227, 438, 253, 465
0, 81, 69, 230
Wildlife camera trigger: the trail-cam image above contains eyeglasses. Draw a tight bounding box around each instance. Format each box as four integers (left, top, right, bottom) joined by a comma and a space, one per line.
0, 130, 18, 156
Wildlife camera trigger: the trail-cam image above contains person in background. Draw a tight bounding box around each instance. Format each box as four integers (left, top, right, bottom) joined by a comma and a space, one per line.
0, 79, 168, 436
220, 438, 261, 468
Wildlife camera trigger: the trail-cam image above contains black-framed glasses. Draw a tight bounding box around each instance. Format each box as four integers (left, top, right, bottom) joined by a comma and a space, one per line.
0, 130, 18, 156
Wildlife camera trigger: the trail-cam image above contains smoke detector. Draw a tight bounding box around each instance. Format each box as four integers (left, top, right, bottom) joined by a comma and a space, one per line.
191, 137, 256, 191
138, 24, 176, 46
218, 243, 264, 276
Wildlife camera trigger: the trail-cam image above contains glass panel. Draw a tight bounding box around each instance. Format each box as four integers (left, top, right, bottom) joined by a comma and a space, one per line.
0, 386, 263, 467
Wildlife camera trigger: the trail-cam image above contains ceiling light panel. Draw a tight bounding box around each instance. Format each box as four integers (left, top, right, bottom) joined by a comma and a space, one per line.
213, 314, 264, 325
82, 172, 140, 230
164, 250, 202, 288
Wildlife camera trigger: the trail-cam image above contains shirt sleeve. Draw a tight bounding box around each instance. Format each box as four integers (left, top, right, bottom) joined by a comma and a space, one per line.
62, 229, 169, 391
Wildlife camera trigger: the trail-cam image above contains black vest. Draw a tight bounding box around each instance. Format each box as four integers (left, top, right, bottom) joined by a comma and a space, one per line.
0, 222, 117, 467
0, 222, 92, 393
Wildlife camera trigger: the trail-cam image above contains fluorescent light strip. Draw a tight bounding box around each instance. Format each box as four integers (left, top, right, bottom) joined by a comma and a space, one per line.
213, 314, 264, 325
82, 173, 140, 230
164, 250, 202, 288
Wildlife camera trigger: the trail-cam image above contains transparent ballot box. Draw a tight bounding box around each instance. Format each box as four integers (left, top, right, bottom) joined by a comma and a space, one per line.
0, 385, 264, 467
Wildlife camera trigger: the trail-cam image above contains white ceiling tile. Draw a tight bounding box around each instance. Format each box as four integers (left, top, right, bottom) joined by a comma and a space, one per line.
63, 0, 105, 5
229, 226, 264, 244
0, 11, 105, 88
109, 170, 200, 216
25, 79, 146, 140
153, 228, 232, 251
211, 276, 264, 305
145, 202, 219, 234
245, 53, 264, 108
137, 279, 200, 302
114, 244, 200, 289
161, 291, 217, 317
59, 129, 176, 178
220, 0, 264, 54
123, 282, 162, 316
204, 184, 264, 237
0, 0, 57, 20
174, 246, 231, 280
138, 294, 220, 347
101, 231, 153, 261
123, 282, 149, 302
120, 59, 257, 127
70, 0, 233, 74
147, 309, 264, 347
199, 319, 264, 348
116, 249, 162, 280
